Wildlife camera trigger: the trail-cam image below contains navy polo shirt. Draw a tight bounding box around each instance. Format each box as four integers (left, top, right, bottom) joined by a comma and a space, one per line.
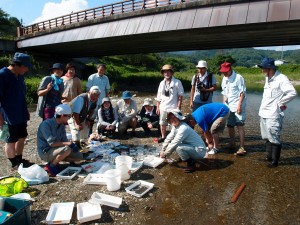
0, 67, 29, 125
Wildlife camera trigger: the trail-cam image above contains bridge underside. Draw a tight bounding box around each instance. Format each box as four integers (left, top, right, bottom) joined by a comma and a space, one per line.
16, 0, 300, 57
18, 20, 300, 57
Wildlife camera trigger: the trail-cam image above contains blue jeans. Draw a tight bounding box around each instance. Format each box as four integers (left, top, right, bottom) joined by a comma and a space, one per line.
175, 144, 206, 161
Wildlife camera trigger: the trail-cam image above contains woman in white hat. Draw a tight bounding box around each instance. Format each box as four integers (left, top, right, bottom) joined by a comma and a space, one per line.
159, 109, 207, 173
97, 97, 118, 137
139, 98, 160, 136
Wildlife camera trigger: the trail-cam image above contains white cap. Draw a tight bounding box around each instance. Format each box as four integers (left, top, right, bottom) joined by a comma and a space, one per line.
89, 86, 101, 94
168, 109, 185, 121
55, 104, 72, 116
102, 97, 110, 104
196, 60, 208, 69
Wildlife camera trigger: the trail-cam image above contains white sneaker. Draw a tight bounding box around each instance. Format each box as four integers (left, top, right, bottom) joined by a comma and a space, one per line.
208, 148, 219, 155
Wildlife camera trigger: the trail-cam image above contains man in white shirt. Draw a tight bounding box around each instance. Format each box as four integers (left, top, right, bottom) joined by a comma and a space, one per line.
258, 58, 297, 168
86, 64, 110, 133
220, 62, 247, 156
156, 65, 184, 143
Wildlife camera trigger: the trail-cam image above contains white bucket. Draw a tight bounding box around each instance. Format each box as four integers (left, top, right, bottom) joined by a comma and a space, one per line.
115, 156, 133, 181
104, 169, 121, 191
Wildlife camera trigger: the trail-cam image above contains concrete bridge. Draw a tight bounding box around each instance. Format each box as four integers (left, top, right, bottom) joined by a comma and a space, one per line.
16, 0, 300, 57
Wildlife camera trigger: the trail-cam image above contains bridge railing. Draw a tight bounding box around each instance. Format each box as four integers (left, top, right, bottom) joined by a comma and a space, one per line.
17, 0, 191, 37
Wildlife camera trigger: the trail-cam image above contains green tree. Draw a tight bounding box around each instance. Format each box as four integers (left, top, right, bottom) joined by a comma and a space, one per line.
0, 8, 21, 39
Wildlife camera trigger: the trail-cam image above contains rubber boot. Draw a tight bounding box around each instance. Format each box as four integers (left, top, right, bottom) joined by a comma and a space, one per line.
265, 140, 272, 162
268, 144, 281, 168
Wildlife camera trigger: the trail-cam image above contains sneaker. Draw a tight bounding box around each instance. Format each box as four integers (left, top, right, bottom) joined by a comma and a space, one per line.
44, 163, 60, 177
208, 148, 219, 155
131, 131, 137, 137
236, 147, 246, 156
157, 137, 165, 143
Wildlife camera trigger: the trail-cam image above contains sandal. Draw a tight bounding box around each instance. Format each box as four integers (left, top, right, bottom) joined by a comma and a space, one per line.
236, 147, 246, 156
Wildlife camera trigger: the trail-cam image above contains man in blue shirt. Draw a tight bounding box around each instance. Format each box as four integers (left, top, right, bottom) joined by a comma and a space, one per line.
0, 52, 33, 170
37, 104, 83, 177
185, 103, 230, 155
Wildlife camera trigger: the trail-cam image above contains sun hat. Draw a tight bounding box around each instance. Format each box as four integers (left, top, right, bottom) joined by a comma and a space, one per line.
55, 104, 72, 116
13, 52, 32, 68
219, 62, 232, 73
102, 97, 111, 104
160, 64, 174, 73
168, 109, 185, 121
89, 86, 101, 94
49, 63, 64, 71
257, 58, 277, 69
121, 91, 132, 99
143, 98, 154, 106
196, 60, 208, 69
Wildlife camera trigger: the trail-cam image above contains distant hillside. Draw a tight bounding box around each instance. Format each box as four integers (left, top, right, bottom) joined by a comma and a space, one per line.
166, 48, 300, 67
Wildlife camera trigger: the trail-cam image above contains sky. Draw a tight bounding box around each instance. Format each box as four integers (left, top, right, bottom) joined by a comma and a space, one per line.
1, 0, 300, 51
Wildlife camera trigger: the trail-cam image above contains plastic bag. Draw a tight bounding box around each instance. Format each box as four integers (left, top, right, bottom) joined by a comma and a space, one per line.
0, 177, 28, 197
0, 124, 9, 141
18, 163, 49, 185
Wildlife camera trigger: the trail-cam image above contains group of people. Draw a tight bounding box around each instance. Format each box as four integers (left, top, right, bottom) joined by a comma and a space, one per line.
0, 52, 297, 176
159, 58, 297, 172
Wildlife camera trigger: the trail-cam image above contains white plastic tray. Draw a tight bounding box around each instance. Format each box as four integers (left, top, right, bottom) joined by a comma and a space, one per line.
131, 161, 143, 173
77, 202, 102, 223
56, 167, 82, 179
83, 173, 106, 185
81, 161, 106, 173
143, 156, 164, 168
89, 192, 122, 208
45, 202, 74, 224
125, 180, 154, 198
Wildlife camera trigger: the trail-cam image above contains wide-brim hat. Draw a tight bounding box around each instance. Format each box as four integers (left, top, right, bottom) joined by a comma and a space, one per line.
196, 60, 208, 69
49, 63, 64, 71
219, 62, 232, 73
121, 90, 132, 99
143, 98, 154, 106
13, 52, 32, 68
168, 109, 185, 121
160, 64, 174, 73
257, 58, 277, 69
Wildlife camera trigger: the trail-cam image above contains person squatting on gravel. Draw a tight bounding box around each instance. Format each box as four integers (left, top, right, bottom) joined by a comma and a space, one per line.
159, 109, 207, 173
37, 104, 83, 177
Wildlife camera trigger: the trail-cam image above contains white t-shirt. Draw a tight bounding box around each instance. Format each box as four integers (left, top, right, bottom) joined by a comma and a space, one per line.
157, 76, 184, 111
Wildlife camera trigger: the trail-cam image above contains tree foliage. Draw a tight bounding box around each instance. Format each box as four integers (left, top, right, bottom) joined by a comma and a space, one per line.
0, 8, 21, 39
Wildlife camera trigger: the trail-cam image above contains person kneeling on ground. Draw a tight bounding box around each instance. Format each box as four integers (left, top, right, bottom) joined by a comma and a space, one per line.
115, 91, 138, 137
97, 97, 118, 138
159, 109, 207, 173
185, 102, 230, 155
139, 98, 160, 136
68, 86, 100, 148
37, 104, 83, 177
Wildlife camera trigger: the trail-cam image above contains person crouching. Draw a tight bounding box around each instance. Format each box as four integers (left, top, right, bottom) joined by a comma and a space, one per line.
159, 109, 207, 173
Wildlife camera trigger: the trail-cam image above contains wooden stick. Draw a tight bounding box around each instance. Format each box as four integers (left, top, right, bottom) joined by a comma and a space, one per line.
231, 183, 246, 203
